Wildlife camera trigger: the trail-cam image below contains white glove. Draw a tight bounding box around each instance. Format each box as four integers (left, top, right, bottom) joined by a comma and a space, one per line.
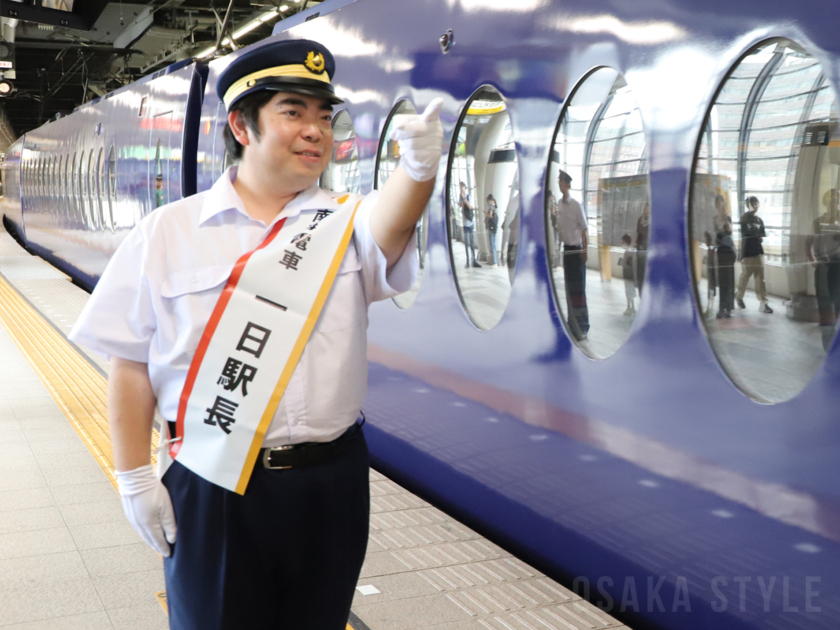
390, 98, 445, 182
115, 464, 177, 557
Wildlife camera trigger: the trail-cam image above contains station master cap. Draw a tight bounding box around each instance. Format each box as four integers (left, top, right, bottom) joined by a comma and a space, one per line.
217, 39, 343, 111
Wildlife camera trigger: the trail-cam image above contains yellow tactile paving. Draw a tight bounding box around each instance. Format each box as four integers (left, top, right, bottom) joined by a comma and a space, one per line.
0, 273, 158, 489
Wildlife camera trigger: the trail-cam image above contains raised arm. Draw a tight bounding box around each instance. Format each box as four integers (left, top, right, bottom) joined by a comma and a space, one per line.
370, 99, 444, 266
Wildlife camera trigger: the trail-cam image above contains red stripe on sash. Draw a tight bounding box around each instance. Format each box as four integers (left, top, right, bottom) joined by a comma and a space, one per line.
170, 219, 287, 458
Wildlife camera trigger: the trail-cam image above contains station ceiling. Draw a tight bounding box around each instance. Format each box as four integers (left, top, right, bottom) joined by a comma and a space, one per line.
0, 0, 320, 138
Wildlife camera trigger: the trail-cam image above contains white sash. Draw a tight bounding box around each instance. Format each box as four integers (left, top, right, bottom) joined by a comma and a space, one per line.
170, 194, 362, 494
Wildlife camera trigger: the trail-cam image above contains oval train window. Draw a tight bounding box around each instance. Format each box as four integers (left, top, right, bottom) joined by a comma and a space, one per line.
107, 146, 117, 230
57, 155, 64, 218
153, 140, 163, 210
376, 100, 430, 310
690, 39, 840, 402
547, 68, 651, 359
87, 150, 97, 228
70, 152, 77, 223
446, 86, 521, 331
77, 151, 87, 226
321, 110, 361, 194
96, 148, 105, 227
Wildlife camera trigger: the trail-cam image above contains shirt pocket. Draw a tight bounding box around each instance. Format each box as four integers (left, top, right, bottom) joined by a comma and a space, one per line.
316, 249, 364, 333
161, 265, 233, 299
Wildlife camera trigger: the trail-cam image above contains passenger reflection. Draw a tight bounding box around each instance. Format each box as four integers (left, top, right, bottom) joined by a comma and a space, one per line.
619, 234, 636, 316
458, 182, 481, 268
635, 202, 650, 294
556, 170, 589, 340
503, 185, 520, 283
547, 191, 560, 266
736, 196, 772, 314
807, 188, 840, 349
714, 194, 736, 319
484, 194, 499, 266
703, 231, 717, 317
154, 175, 164, 209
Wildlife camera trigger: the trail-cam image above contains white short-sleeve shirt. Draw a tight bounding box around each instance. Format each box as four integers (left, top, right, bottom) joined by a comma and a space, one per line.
70, 167, 417, 447
557, 196, 587, 247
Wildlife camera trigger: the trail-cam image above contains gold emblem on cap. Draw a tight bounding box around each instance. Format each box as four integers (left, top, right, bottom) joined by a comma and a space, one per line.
305, 51, 326, 74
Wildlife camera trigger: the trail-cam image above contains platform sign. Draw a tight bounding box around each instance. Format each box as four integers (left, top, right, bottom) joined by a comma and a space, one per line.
597, 174, 649, 247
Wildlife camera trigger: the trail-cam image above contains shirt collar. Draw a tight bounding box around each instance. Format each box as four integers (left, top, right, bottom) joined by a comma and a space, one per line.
199, 166, 340, 226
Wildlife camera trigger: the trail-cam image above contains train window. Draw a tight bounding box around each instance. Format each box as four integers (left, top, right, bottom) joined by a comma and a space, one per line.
320, 110, 361, 194
139, 96, 147, 118
153, 140, 164, 209
376, 100, 430, 309
49, 156, 56, 215
57, 155, 64, 218
78, 150, 88, 225
446, 86, 520, 331
690, 39, 840, 402
107, 145, 117, 230
96, 148, 105, 228
68, 153, 76, 221
37, 157, 42, 201
546, 68, 650, 360
87, 150, 97, 228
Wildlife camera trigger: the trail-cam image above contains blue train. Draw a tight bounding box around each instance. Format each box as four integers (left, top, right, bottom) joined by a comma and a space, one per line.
3, 1, 840, 628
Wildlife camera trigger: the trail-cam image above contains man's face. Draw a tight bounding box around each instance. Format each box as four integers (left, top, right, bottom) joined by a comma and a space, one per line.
239, 91, 334, 188
558, 177, 570, 195
749, 198, 760, 212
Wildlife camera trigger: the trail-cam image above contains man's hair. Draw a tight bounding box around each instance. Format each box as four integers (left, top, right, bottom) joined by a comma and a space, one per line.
745, 195, 759, 208
558, 170, 572, 184
222, 90, 278, 160
622, 233, 632, 244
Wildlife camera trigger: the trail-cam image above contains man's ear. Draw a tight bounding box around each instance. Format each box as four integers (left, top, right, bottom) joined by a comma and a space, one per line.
228, 110, 251, 147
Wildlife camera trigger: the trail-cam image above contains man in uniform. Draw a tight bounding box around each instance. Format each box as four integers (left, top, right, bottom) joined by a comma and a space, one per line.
70, 39, 443, 630
556, 170, 589, 340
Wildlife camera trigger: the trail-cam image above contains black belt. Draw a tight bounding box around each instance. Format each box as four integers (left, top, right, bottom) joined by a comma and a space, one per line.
258, 422, 362, 470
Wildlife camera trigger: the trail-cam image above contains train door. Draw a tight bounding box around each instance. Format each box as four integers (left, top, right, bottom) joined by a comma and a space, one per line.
149, 110, 172, 212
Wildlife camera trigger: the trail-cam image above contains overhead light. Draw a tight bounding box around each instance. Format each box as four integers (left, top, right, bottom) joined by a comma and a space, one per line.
0, 79, 15, 96
279, 5, 290, 11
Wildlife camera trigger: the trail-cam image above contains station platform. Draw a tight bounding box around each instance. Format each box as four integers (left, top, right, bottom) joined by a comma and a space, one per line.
0, 224, 630, 630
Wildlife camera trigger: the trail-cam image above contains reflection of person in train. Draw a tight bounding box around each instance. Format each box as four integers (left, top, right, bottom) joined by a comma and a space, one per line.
154, 174, 164, 208
485, 194, 499, 266
459, 181, 481, 268
619, 233, 635, 315
807, 188, 840, 349
736, 195, 772, 313
703, 230, 717, 317
547, 191, 560, 266
635, 202, 649, 294
503, 188, 520, 281
714, 194, 735, 319
556, 170, 589, 340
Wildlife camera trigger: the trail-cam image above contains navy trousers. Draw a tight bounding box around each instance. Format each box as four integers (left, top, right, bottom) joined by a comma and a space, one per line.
563, 245, 590, 339
161, 429, 370, 630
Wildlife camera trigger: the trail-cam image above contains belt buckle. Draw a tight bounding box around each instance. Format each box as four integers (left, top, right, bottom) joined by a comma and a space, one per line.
263, 445, 294, 470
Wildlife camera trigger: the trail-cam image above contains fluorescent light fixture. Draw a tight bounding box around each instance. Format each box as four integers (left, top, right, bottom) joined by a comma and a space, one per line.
194, 9, 283, 60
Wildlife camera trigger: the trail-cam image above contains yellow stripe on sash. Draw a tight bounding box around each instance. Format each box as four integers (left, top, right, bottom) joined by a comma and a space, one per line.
234, 199, 362, 494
